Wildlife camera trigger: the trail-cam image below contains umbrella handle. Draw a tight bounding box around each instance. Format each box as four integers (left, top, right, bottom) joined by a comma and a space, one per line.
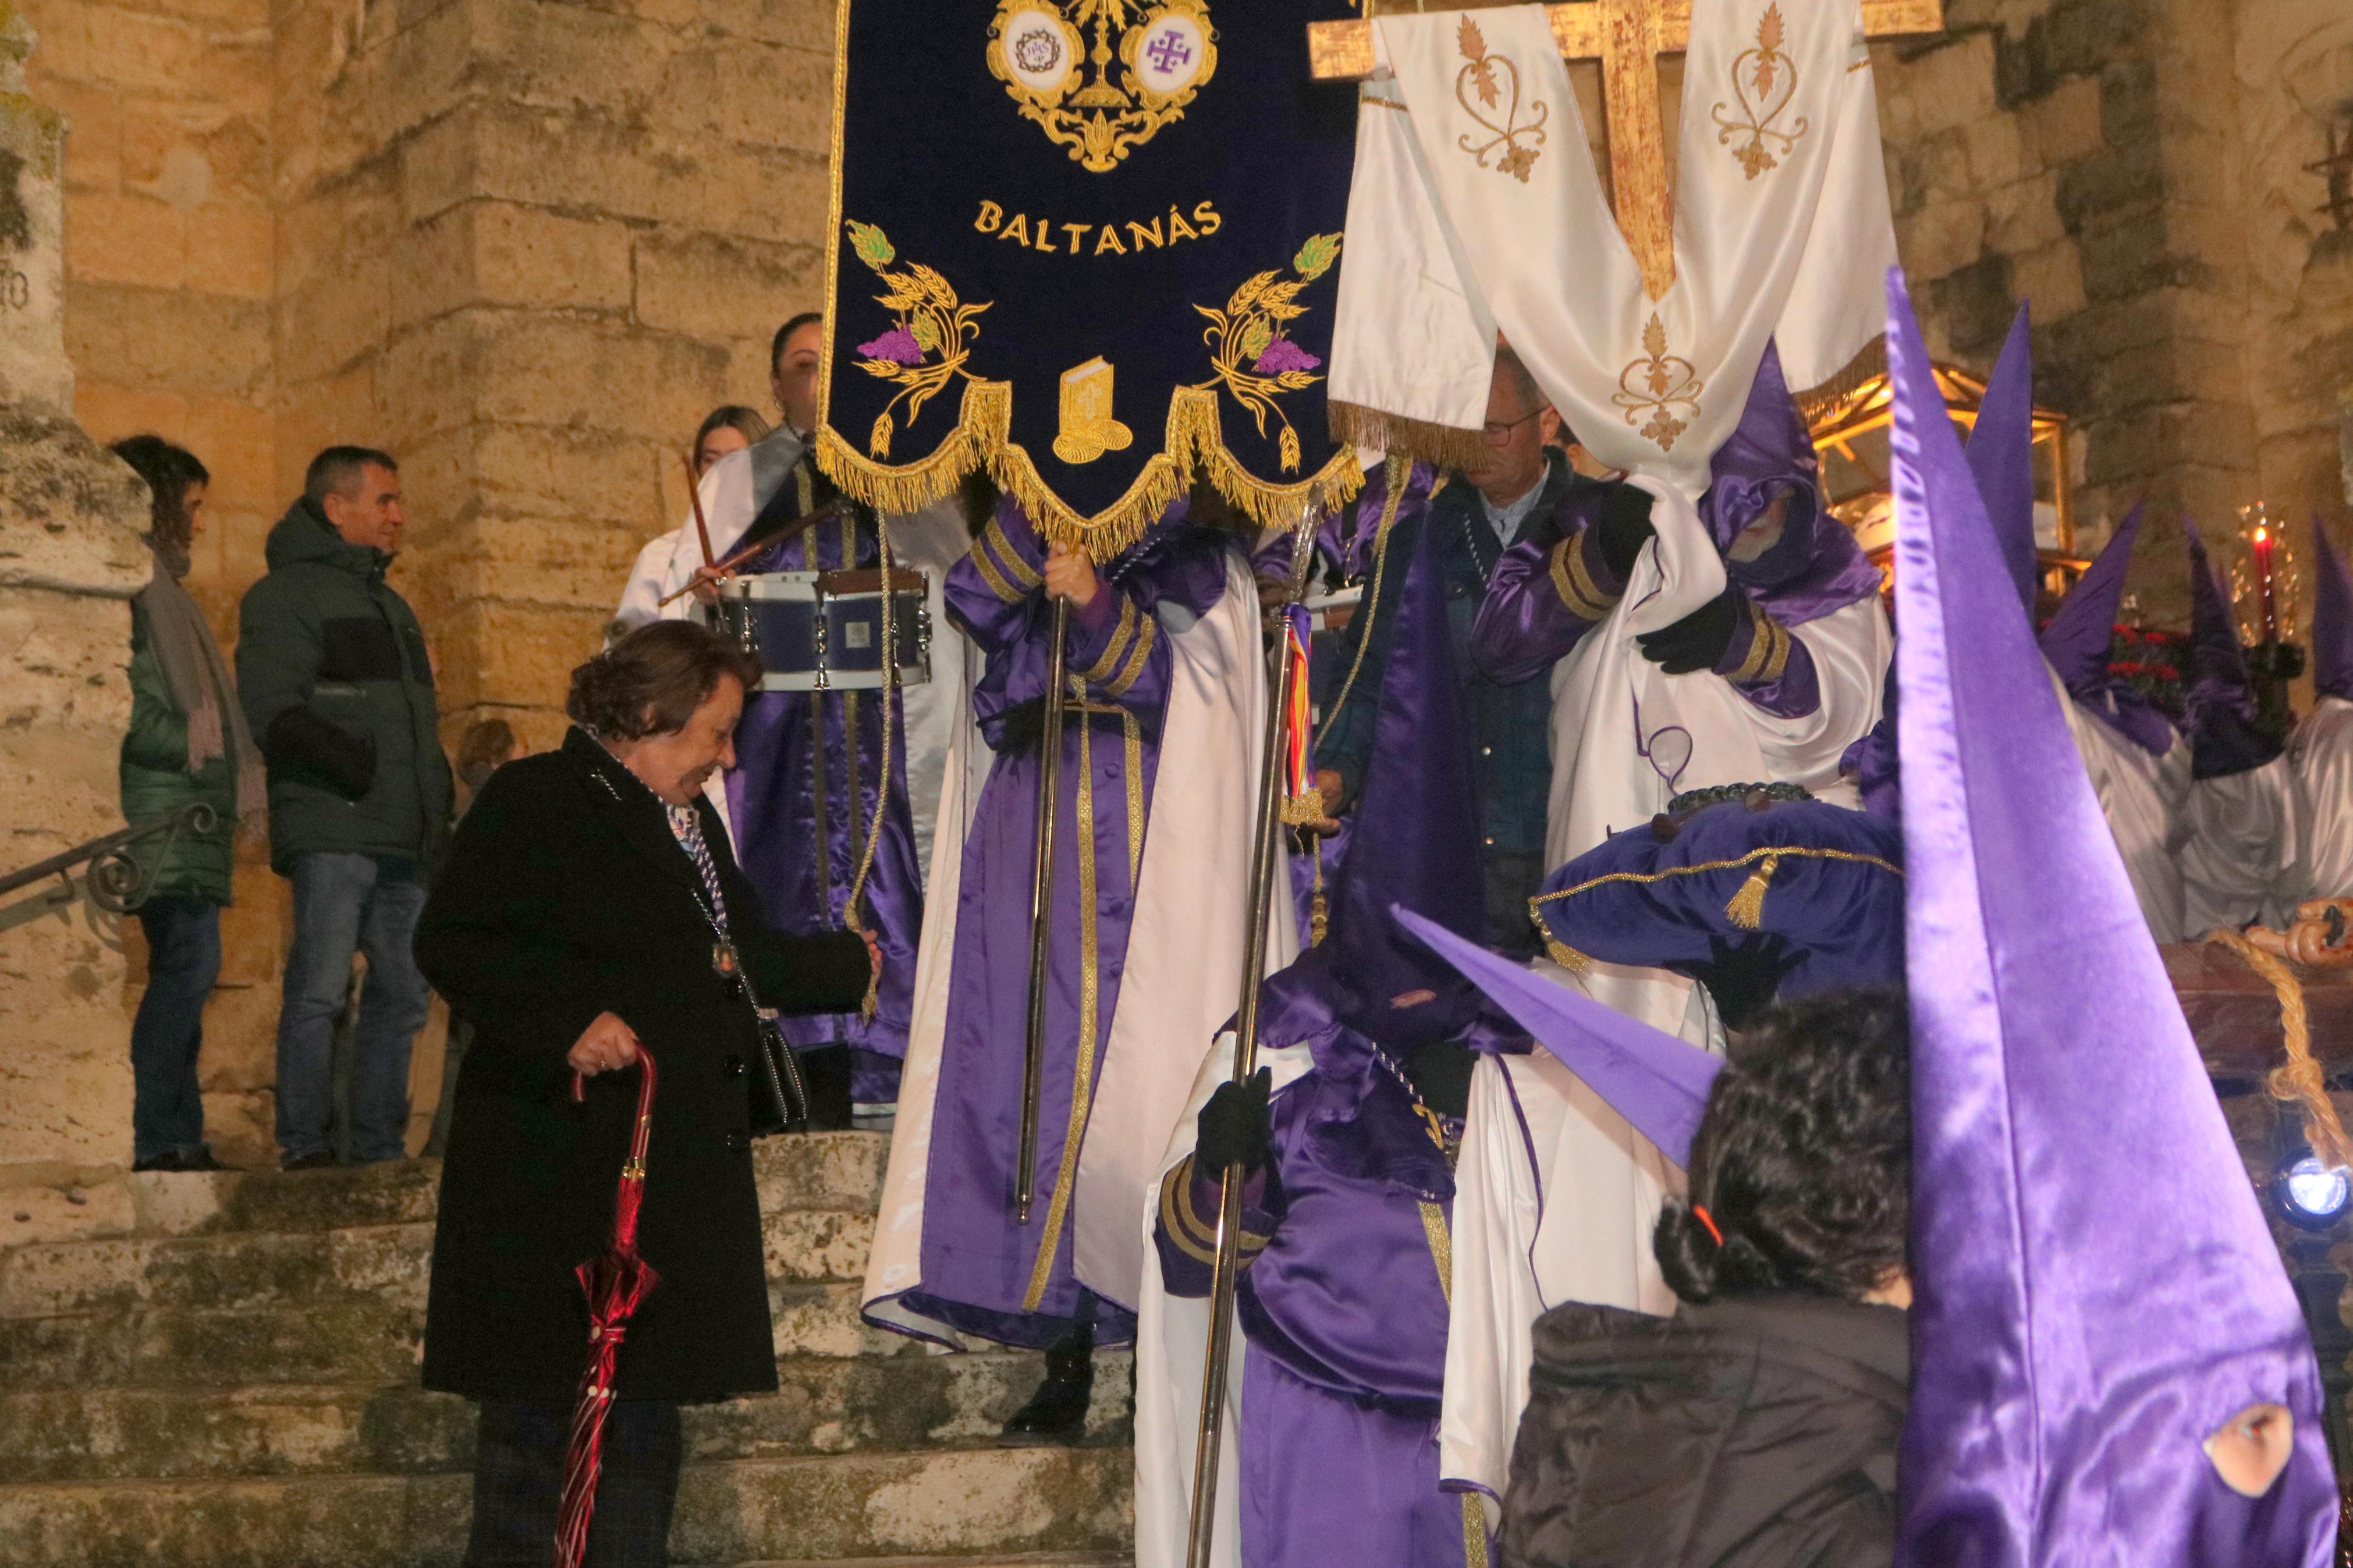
569, 1048, 661, 1176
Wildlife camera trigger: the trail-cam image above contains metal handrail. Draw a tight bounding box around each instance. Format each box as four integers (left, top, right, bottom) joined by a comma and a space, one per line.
0, 803, 218, 922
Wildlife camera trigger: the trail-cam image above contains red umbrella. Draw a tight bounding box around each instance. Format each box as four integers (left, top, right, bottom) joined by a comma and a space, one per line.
552, 1046, 661, 1568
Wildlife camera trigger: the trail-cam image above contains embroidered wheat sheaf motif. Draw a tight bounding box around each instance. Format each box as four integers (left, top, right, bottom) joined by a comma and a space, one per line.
1711, 3, 1810, 179
1614, 314, 1705, 451
1453, 15, 1548, 182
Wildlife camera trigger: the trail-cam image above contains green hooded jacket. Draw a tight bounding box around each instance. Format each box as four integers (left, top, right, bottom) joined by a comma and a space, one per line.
119, 598, 240, 904
236, 499, 452, 873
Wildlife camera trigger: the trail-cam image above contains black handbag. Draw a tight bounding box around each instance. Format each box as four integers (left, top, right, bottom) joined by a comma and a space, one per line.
746, 1011, 810, 1136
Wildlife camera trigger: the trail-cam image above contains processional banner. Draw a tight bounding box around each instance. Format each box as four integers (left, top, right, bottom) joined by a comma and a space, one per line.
1328, 0, 1897, 500
819, 0, 1364, 552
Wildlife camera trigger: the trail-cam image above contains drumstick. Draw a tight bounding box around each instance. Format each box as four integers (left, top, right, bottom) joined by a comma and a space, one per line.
684, 451, 717, 566
654, 502, 843, 607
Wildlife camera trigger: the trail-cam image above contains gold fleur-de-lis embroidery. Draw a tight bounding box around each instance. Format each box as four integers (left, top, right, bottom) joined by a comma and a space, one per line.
1453, 15, 1548, 183
1613, 314, 1704, 451
1711, 3, 1810, 180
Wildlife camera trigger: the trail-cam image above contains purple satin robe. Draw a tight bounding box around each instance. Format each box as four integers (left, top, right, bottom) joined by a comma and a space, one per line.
899, 500, 1233, 1349
1158, 1031, 1469, 1568
725, 510, 922, 1098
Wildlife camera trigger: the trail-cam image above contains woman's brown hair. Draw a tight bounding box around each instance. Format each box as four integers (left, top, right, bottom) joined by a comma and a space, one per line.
566, 621, 761, 741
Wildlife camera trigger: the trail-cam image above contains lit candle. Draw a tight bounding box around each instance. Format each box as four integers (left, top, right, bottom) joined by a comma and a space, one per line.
2253, 522, 2278, 643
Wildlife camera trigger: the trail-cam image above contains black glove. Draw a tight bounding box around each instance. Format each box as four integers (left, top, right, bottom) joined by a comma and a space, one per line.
1637, 584, 1745, 674
1196, 1067, 1273, 1178
1591, 483, 1657, 579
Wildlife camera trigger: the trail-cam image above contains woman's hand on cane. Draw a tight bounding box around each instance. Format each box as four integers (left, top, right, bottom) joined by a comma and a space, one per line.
569, 1012, 642, 1076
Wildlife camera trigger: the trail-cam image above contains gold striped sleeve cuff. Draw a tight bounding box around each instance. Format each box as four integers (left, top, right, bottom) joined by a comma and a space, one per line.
978, 516, 1044, 598
1549, 535, 1619, 622
1101, 614, 1157, 698
1729, 604, 1793, 685
1076, 596, 1140, 685
1158, 1155, 1272, 1268
968, 535, 1021, 603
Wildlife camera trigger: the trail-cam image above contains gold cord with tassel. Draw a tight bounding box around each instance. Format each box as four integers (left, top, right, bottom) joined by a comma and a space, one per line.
1723, 854, 1781, 930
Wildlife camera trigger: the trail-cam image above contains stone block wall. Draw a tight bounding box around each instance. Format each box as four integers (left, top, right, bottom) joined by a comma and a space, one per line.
1873, 0, 2353, 623
8, 0, 834, 1170
0, 0, 157, 1172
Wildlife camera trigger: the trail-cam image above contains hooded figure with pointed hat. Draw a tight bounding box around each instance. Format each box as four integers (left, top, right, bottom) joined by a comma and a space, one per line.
1885, 265, 2335, 1567
1420, 347, 1893, 1526
2038, 503, 2194, 940
1134, 502, 1508, 1568
2177, 520, 2299, 931
2291, 518, 2353, 900
1391, 271, 2341, 1568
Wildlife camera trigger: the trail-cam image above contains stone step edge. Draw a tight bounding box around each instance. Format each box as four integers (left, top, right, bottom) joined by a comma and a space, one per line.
714, 1555, 1131, 1568
0, 1441, 1140, 1499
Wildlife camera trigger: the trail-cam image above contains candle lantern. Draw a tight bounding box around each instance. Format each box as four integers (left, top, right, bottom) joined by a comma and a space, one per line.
2227, 502, 2307, 740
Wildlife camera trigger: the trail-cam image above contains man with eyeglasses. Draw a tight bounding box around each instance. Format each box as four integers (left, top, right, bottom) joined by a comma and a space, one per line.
1312, 347, 1656, 957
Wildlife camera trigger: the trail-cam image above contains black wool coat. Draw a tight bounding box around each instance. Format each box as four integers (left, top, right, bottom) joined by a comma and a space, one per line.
415, 727, 872, 1404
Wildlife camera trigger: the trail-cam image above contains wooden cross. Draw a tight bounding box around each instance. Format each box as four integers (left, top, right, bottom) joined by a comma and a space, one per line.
1308, 0, 1943, 297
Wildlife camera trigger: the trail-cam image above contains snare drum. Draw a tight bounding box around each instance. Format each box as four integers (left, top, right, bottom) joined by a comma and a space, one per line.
716, 567, 932, 692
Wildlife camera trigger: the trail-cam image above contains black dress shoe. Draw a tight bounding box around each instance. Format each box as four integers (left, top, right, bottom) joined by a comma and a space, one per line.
178, 1149, 228, 1172
130, 1153, 178, 1172
281, 1151, 338, 1172
1000, 1337, 1094, 1444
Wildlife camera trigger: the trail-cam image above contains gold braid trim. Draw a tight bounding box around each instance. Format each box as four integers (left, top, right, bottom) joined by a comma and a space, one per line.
967, 533, 1021, 603
1418, 1200, 1453, 1305
1103, 615, 1156, 698
1024, 689, 1101, 1311
2208, 929, 2353, 1169
1123, 709, 1144, 879
1463, 1498, 1491, 1568
1314, 454, 1411, 750
1552, 535, 1618, 621
1729, 604, 1775, 684
1759, 615, 1793, 684
1076, 596, 1139, 684
1327, 398, 1491, 474
1159, 1155, 1272, 1268
983, 515, 1044, 589
1529, 845, 1906, 946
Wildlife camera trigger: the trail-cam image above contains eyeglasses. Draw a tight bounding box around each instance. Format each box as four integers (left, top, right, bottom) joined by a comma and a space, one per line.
1482, 408, 1542, 444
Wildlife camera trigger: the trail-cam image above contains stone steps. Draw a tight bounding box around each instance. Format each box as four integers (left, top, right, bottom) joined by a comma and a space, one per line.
0, 1352, 1135, 1484
0, 1445, 1133, 1567
0, 1205, 876, 1318
0, 1131, 1140, 1565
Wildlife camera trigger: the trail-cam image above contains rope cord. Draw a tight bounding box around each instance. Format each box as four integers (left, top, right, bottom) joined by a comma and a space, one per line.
1313, 454, 1411, 752
2206, 927, 2352, 1170
842, 511, 895, 1022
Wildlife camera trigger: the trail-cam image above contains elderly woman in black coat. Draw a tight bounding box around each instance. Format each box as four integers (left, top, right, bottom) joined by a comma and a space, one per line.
416, 620, 873, 1567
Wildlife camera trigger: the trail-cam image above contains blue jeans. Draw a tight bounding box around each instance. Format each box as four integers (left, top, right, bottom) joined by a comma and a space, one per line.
130, 895, 222, 1164
276, 852, 430, 1162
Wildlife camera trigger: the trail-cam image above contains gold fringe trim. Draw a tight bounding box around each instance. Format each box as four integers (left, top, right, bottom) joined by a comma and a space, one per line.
1794, 335, 1889, 432
1170, 386, 1366, 532
816, 379, 1366, 559
1723, 854, 1779, 930
2208, 928, 2353, 1171
1328, 398, 1490, 474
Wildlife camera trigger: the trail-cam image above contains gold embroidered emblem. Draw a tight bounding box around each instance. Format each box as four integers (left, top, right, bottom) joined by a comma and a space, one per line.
1052, 357, 1135, 464
1453, 14, 1548, 183
843, 221, 991, 458
988, 0, 1218, 175
1189, 232, 1341, 472
1712, 3, 1810, 180
1613, 314, 1705, 451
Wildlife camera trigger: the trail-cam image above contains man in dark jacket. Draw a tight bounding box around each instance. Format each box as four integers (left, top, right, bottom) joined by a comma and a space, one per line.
237, 446, 452, 1169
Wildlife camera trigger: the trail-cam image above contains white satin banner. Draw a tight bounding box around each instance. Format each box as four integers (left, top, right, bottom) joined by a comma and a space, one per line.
1329, 0, 1894, 498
